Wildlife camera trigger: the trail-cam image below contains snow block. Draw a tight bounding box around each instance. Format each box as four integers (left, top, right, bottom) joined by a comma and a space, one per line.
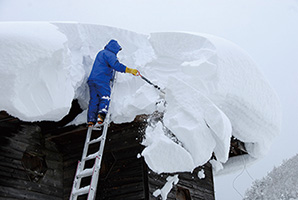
164, 76, 231, 166
142, 122, 195, 173
0, 22, 76, 121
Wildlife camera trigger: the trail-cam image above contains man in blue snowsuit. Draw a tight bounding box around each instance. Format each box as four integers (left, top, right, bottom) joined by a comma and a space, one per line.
87, 39, 138, 127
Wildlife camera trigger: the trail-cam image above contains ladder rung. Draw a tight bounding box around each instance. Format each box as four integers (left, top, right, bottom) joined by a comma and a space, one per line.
72, 185, 90, 196
76, 167, 94, 178
88, 136, 104, 145
92, 127, 102, 131
83, 151, 100, 161
92, 122, 105, 130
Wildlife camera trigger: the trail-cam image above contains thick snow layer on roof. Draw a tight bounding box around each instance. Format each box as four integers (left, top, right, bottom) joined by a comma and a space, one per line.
0, 22, 281, 175
0, 22, 75, 120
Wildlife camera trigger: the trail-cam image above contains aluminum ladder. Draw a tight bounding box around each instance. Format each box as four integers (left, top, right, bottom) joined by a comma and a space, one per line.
69, 74, 117, 200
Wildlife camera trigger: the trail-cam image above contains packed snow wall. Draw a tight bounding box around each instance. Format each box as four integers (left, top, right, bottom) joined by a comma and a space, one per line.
0, 22, 281, 175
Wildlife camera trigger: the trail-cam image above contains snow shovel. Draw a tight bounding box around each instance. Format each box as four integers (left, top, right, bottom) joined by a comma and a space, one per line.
137, 72, 165, 95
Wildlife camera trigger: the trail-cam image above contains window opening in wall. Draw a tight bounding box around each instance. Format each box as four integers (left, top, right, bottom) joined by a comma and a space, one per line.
176, 186, 191, 200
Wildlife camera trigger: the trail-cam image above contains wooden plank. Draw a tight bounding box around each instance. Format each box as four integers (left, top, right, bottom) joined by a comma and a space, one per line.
0, 146, 24, 161
0, 185, 62, 200
0, 155, 23, 169
1, 136, 28, 152
0, 177, 63, 198
98, 182, 145, 200
0, 166, 27, 181
45, 126, 87, 141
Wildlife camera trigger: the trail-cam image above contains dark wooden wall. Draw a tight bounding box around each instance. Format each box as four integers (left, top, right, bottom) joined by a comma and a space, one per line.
0, 115, 63, 200
148, 164, 215, 200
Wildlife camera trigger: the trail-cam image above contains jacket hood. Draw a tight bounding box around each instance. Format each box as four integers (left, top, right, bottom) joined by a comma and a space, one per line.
105, 39, 122, 54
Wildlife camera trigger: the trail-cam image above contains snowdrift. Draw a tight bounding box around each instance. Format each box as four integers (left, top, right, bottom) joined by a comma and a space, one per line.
0, 22, 281, 175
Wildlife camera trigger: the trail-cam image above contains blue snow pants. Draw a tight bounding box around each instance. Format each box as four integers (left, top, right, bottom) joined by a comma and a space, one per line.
87, 80, 111, 123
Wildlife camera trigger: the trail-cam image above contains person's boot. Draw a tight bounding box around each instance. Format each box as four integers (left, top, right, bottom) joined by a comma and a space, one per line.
97, 113, 106, 124
87, 121, 95, 127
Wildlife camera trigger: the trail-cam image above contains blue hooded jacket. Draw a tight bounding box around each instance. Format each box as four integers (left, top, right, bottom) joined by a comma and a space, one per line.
88, 40, 127, 84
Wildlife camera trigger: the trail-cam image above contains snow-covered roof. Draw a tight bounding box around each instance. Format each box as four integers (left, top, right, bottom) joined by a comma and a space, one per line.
0, 22, 281, 175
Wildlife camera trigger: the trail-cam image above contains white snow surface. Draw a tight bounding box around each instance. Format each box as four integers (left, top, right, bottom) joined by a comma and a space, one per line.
0, 22, 281, 175
198, 169, 205, 179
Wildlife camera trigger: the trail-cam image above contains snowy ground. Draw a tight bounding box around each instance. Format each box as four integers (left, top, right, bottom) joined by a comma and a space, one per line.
0, 22, 281, 178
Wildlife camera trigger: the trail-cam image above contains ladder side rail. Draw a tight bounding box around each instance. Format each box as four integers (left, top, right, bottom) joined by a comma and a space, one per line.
87, 156, 102, 200
69, 161, 81, 200
76, 127, 93, 189
70, 123, 94, 200
97, 71, 117, 154
87, 121, 109, 200
81, 127, 94, 162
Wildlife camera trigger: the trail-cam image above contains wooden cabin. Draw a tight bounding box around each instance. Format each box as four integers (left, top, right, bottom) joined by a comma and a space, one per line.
0, 101, 245, 199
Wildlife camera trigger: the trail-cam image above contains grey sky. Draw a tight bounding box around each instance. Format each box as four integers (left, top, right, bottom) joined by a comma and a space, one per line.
1, 0, 298, 199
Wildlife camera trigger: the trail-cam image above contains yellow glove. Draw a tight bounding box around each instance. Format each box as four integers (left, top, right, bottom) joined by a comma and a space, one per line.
125, 67, 139, 76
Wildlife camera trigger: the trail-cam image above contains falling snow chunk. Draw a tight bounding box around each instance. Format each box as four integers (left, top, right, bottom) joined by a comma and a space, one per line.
209, 159, 224, 173
141, 122, 195, 173
153, 175, 179, 200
